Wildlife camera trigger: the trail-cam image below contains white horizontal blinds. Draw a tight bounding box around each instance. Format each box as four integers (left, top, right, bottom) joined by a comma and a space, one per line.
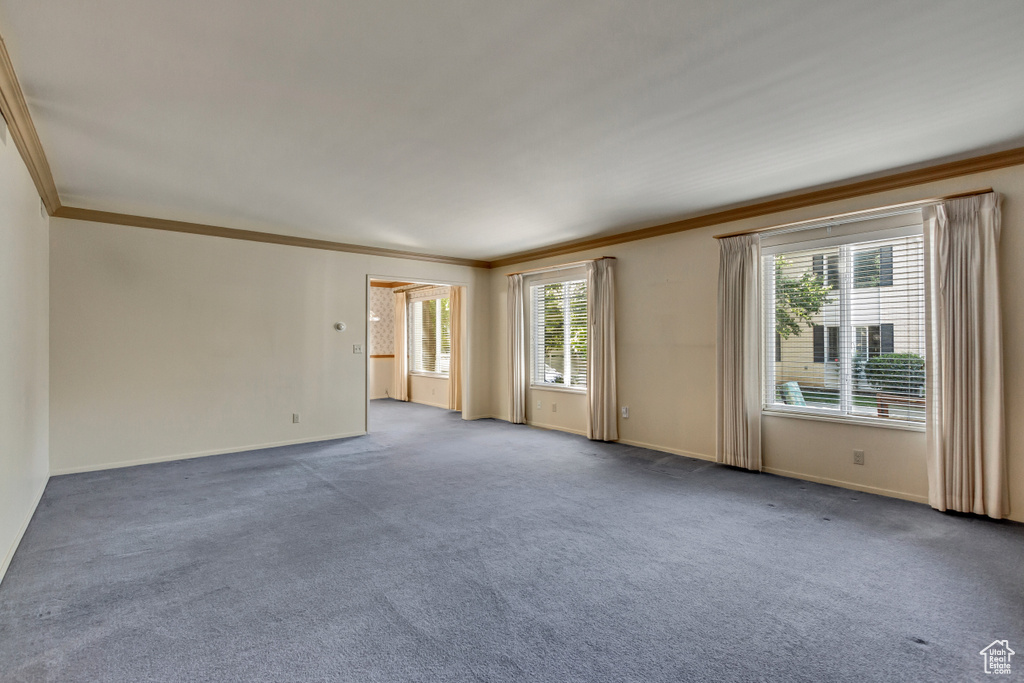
531, 280, 587, 388
764, 228, 926, 423
408, 295, 451, 375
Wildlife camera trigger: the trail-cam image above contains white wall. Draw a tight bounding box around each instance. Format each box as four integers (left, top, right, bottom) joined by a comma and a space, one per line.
0, 125, 50, 583
409, 374, 450, 409
490, 164, 1024, 521
368, 357, 394, 399
49, 219, 490, 474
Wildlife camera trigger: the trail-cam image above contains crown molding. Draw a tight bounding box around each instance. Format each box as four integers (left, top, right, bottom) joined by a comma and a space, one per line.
6, 22, 1023, 270
53, 207, 491, 268
0, 32, 60, 214
488, 145, 1024, 268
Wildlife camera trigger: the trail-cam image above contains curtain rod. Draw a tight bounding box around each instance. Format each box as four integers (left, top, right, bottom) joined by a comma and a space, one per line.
505, 256, 616, 277
712, 188, 993, 240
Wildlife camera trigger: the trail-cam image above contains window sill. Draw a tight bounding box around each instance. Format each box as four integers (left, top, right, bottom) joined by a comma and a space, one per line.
410, 371, 450, 379
530, 383, 587, 395
761, 407, 925, 432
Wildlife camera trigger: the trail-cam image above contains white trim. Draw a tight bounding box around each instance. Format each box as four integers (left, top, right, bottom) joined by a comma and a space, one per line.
529, 383, 586, 395
409, 398, 451, 410
0, 475, 49, 586
616, 438, 715, 462
762, 407, 925, 432
410, 370, 449, 379
761, 466, 929, 504
51, 432, 366, 476
526, 420, 588, 437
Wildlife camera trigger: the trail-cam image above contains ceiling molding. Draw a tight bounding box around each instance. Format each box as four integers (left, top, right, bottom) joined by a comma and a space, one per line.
0, 32, 60, 215
488, 146, 1024, 268
53, 207, 491, 268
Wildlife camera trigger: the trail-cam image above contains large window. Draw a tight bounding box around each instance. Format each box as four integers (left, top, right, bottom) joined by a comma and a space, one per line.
531, 279, 587, 389
764, 224, 925, 424
409, 296, 450, 375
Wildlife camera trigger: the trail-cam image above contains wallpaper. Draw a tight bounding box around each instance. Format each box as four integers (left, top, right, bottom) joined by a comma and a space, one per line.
369, 287, 395, 355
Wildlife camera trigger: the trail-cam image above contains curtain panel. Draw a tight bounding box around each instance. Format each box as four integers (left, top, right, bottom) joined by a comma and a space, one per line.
448, 286, 463, 412
716, 233, 762, 471
923, 193, 1006, 518
393, 291, 409, 401
586, 259, 618, 441
507, 274, 527, 424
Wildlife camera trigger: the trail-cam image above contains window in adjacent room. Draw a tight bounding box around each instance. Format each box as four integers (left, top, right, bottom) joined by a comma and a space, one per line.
763, 216, 925, 424
409, 295, 451, 375
530, 279, 587, 389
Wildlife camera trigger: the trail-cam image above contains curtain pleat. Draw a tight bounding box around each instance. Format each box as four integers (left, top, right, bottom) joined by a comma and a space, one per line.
448, 286, 463, 412
716, 234, 762, 471
507, 274, 527, 424
393, 291, 409, 401
923, 193, 1006, 518
586, 259, 618, 441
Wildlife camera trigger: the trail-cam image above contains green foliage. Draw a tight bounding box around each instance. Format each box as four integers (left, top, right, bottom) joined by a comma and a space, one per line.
774, 257, 834, 339
863, 353, 925, 395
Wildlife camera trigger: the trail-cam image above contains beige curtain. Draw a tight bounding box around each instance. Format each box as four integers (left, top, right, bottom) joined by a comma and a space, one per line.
507, 274, 526, 424
393, 291, 409, 401
448, 286, 463, 412
923, 193, 1006, 518
586, 258, 618, 441
716, 233, 761, 471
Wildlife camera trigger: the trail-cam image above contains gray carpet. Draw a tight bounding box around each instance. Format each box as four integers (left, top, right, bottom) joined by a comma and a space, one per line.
2, 400, 1022, 682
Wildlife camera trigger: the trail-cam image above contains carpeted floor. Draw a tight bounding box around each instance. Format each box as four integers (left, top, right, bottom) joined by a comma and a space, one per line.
2, 400, 1022, 682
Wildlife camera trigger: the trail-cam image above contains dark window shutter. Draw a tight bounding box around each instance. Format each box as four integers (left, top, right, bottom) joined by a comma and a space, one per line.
827, 255, 839, 290
879, 246, 893, 287
880, 323, 894, 354
827, 326, 840, 362
813, 325, 824, 363
775, 331, 782, 362
812, 254, 823, 278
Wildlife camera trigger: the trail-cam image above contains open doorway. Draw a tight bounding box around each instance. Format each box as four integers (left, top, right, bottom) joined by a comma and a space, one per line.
367, 278, 467, 425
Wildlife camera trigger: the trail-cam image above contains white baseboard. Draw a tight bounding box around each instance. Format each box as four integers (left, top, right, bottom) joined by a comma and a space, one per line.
51, 431, 366, 476
526, 421, 588, 437
1, 474, 49, 587
409, 398, 451, 410
616, 438, 715, 462
761, 466, 929, 504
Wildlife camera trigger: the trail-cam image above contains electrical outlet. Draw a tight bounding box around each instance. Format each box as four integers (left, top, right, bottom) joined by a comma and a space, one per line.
352, 344, 363, 354
854, 449, 865, 465
621, 406, 629, 418
293, 413, 300, 424
536, 400, 541, 410
551, 403, 557, 413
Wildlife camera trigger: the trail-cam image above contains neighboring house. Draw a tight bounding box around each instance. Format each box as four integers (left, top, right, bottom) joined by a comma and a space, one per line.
773, 236, 925, 393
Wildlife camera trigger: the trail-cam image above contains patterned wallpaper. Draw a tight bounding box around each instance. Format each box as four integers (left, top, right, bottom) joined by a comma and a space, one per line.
369, 287, 395, 355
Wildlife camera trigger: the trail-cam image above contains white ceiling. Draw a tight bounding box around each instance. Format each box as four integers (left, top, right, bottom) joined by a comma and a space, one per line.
2, 1, 1024, 260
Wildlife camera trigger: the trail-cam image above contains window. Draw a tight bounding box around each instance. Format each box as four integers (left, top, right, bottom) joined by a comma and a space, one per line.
853, 246, 894, 288
531, 279, 587, 389
764, 222, 925, 424
409, 296, 450, 375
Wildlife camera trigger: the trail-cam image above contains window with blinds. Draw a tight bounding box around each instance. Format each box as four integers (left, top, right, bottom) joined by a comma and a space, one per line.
531, 279, 587, 389
763, 221, 925, 424
409, 296, 451, 375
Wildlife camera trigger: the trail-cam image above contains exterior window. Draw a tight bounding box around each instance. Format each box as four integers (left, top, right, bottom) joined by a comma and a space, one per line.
764, 230, 925, 424
409, 297, 450, 375
531, 280, 587, 389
